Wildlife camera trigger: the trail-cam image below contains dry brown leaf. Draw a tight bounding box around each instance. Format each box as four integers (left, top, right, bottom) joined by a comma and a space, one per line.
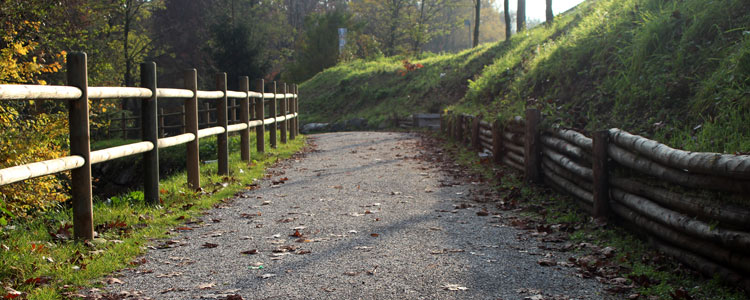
198, 282, 216, 290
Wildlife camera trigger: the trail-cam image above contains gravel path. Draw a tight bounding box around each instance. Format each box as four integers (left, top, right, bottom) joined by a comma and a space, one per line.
103, 132, 613, 300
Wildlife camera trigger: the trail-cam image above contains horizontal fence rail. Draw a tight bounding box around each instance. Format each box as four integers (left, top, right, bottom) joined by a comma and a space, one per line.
442, 109, 750, 291
0, 52, 301, 240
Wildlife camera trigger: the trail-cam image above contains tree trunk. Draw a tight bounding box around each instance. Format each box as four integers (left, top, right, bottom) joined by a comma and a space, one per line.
611, 202, 750, 276
541, 147, 593, 180
647, 237, 750, 292
504, 0, 511, 39
124, 7, 131, 87
517, 0, 526, 32
610, 176, 750, 229
473, 0, 480, 48
542, 157, 593, 192
611, 188, 750, 251
546, 0, 553, 24
609, 128, 750, 179
550, 128, 592, 150
542, 163, 594, 206
541, 134, 591, 165
608, 144, 750, 193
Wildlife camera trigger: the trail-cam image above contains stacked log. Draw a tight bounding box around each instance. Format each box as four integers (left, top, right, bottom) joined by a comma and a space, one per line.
442, 112, 750, 290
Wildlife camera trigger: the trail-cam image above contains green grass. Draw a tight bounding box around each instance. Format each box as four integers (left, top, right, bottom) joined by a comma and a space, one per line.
0, 131, 305, 299
301, 0, 750, 153
438, 133, 747, 299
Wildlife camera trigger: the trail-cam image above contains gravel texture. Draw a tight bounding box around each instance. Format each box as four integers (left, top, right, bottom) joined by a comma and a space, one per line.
102, 132, 614, 299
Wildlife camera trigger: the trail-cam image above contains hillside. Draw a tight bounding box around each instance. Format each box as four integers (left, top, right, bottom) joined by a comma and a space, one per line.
299, 0, 750, 153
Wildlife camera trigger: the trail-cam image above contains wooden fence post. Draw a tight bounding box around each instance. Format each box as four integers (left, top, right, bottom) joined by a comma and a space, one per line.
455, 114, 464, 142
216, 73, 229, 175
255, 79, 265, 153
106, 112, 111, 139
181, 105, 186, 133
295, 84, 300, 136
140, 62, 159, 204
289, 84, 296, 140
67, 52, 94, 240
184, 69, 200, 190
240, 76, 251, 162
269, 81, 278, 149
203, 102, 210, 127
280, 83, 288, 144
471, 116, 481, 151
592, 130, 610, 220
524, 108, 542, 183
231, 98, 237, 123
492, 119, 504, 164
158, 108, 165, 137
120, 111, 126, 138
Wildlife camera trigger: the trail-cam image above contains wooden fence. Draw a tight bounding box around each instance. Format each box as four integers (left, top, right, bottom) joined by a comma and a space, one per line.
392, 113, 441, 130
106, 99, 252, 138
442, 110, 750, 290
0, 52, 300, 240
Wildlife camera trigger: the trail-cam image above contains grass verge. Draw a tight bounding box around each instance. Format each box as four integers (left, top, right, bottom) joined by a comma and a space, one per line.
0, 131, 305, 299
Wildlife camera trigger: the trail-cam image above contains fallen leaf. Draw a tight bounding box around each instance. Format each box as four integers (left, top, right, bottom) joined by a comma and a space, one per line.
290, 230, 303, 238
3, 287, 22, 299
202, 242, 219, 248
105, 277, 123, 285
198, 282, 216, 290
443, 284, 468, 291
370, 233, 379, 237
24, 276, 53, 286
538, 258, 557, 266
241, 249, 258, 255
156, 272, 182, 278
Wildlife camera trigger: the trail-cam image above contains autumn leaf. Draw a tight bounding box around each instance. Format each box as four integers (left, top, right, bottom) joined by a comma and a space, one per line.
202, 242, 219, 248
197, 282, 216, 290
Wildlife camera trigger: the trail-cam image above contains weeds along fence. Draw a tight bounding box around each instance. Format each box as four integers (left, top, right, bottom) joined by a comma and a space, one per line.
0, 52, 300, 240
442, 110, 750, 290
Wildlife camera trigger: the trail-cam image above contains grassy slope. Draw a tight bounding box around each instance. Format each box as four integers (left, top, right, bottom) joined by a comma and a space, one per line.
301, 0, 750, 153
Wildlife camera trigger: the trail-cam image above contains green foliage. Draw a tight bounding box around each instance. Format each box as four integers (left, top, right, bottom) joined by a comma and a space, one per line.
0, 105, 70, 221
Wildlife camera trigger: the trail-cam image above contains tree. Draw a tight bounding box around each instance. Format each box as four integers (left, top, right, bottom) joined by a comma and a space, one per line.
406, 0, 459, 54
116, 0, 161, 87
286, 10, 351, 82
517, 0, 526, 32
473, 0, 480, 47
504, 0, 511, 39
351, 0, 460, 56
211, 19, 270, 87
546, 0, 553, 24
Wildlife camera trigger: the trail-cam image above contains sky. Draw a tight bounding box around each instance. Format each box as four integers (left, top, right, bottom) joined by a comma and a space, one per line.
493, 0, 586, 22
